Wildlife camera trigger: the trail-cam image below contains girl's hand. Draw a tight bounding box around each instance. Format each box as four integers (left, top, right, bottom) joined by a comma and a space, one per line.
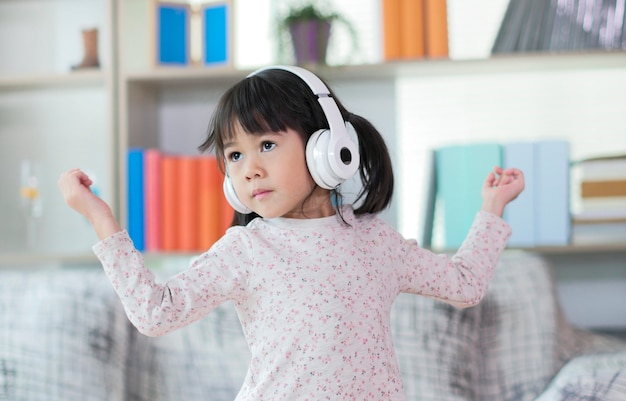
58, 168, 122, 240
481, 166, 525, 217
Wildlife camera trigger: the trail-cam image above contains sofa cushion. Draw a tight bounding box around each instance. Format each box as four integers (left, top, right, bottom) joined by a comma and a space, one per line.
125, 301, 250, 401
391, 292, 482, 401
0, 268, 128, 401
475, 252, 599, 401
534, 351, 626, 401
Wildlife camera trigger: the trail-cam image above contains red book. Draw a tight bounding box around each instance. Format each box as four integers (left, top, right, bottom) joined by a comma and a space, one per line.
144, 149, 161, 251
198, 156, 223, 250
160, 155, 180, 252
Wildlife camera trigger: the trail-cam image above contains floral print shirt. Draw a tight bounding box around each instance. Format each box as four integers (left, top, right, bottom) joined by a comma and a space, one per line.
94, 206, 511, 400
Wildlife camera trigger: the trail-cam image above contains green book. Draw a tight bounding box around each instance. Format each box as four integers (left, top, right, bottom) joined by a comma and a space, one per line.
435, 143, 502, 249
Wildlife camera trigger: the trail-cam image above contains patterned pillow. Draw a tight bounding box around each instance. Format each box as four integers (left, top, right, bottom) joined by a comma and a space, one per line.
534, 351, 626, 401
0, 269, 128, 401
391, 292, 482, 401
475, 253, 571, 400
126, 300, 250, 401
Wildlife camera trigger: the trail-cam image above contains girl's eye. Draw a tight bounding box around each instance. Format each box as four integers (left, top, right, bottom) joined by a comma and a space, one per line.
262, 141, 276, 152
228, 151, 242, 162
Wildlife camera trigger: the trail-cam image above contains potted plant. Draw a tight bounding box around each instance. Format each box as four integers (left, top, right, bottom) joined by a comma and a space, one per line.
278, 2, 357, 67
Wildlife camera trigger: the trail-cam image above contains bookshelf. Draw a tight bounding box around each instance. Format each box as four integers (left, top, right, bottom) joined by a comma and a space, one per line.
0, 0, 116, 265
0, 0, 624, 266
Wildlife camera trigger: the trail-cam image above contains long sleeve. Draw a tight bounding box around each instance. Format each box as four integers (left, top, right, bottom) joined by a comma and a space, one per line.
395, 211, 511, 307
93, 230, 251, 337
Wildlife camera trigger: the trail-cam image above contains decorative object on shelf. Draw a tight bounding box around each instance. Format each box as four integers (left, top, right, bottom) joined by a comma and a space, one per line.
71, 27, 100, 70
155, 2, 191, 65
492, 0, 626, 53
154, 0, 232, 67
19, 159, 43, 250
278, 1, 357, 66
199, 1, 231, 65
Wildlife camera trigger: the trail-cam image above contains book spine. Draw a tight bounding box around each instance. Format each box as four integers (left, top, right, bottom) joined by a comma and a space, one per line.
400, 0, 425, 59
203, 3, 229, 64
423, 0, 449, 58
534, 140, 571, 246
178, 156, 200, 251
144, 149, 161, 252
156, 3, 191, 65
503, 142, 536, 247
127, 149, 145, 251
382, 0, 402, 60
198, 156, 223, 250
160, 155, 180, 252
581, 180, 626, 198
220, 169, 235, 235
435, 143, 501, 249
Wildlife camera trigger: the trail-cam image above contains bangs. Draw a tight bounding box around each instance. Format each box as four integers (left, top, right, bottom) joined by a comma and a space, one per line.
200, 69, 318, 166
213, 76, 302, 149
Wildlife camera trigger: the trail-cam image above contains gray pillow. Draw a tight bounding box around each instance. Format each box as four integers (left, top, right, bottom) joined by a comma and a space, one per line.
126, 301, 250, 401
391, 292, 482, 401
534, 351, 626, 401
0, 269, 128, 401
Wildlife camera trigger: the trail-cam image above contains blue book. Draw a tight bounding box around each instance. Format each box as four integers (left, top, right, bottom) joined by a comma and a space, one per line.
203, 3, 229, 64
435, 143, 502, 249
127, 149, 145, 251
157, 4, 189, 65
534, 140, 571, 246
503, 142, 536, 247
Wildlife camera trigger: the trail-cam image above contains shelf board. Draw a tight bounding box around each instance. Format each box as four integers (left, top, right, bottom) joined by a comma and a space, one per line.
0, 69, 107, 90
121, 50, 626, 86
0, 252, 100, 268
124, 65, 250, 86
431, 242, 625, 255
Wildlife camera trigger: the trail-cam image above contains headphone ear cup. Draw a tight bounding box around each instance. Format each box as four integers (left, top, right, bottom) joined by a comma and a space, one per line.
223, 176, 251, 214
305, 128, 360, 189
306, 129, 340, 189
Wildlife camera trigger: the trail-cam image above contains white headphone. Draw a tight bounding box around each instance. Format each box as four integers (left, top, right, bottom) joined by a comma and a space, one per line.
223, 65, 360, 214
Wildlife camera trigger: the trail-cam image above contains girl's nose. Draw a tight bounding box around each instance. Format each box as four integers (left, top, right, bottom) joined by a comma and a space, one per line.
244, 156, 265, 180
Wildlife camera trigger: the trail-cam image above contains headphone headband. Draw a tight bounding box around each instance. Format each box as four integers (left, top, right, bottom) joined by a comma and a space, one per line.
247, 65, 346, 137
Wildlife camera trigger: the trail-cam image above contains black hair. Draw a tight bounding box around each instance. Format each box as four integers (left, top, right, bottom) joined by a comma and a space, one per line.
198, 68, 394, 226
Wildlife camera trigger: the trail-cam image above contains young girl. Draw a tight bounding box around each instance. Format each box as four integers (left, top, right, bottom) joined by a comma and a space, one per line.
58, 65, 524, 400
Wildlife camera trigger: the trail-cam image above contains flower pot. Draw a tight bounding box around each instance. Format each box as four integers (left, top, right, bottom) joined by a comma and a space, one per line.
288, 20, 331, 66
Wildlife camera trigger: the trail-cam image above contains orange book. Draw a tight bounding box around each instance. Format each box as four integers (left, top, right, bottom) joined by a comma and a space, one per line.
144, 149, 161, 252
160, 155, 180, 252
382, 0, 402, 60
424, 0, 449, 58
400, 0, 425, 59
198, 156, 223, 250
178, 156, 200, 251
219, 169, 235, 234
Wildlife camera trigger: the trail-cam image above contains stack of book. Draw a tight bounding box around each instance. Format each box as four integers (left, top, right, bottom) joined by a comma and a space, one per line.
492, 0, 626, 53
570, 154, 626, 245
425, 140, 571, 250
382, 0, 449, 61
127, 149, 234, 253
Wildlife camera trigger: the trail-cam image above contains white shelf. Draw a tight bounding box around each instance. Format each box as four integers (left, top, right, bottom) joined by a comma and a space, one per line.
122, 50, 626, 85
0, 252, 99, 268
0, 70, 107, 90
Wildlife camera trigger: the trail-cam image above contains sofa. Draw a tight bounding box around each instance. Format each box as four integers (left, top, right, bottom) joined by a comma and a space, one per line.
1, 251, 626, 401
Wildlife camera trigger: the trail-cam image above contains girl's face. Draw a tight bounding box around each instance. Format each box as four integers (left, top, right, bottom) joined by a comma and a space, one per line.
223, 124, 334, 219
